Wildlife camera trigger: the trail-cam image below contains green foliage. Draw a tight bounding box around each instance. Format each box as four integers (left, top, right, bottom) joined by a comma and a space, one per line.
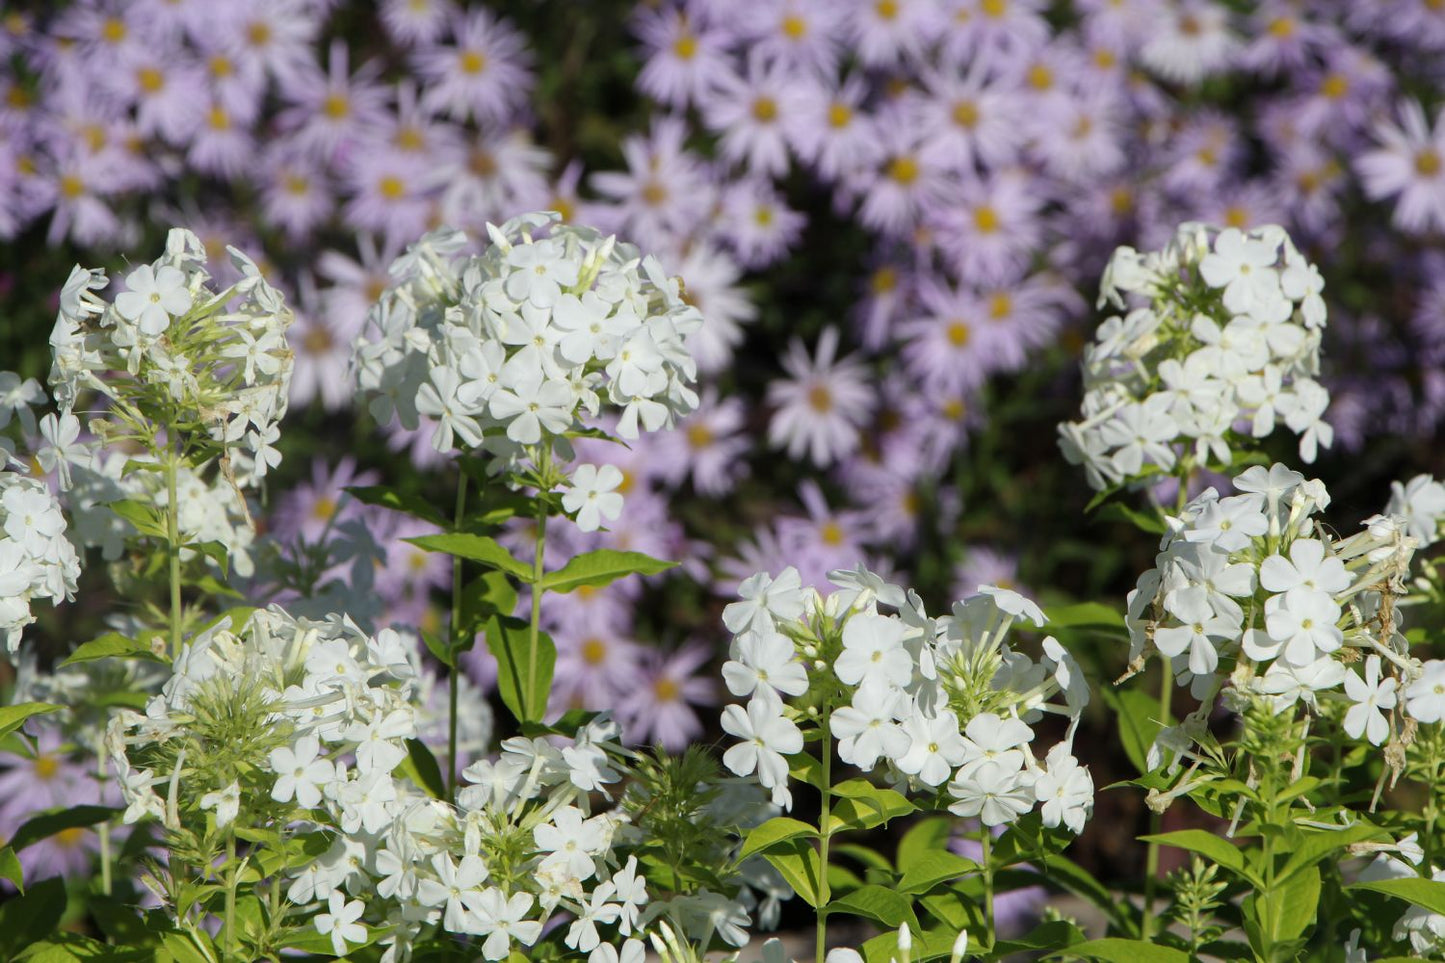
536, 548, 677, 593
407, 532, 534, 581
484, 614, 555, 724
0, 702, 63, 740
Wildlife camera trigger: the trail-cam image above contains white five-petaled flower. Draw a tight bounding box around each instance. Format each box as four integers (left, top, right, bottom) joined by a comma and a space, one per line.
269, 734, 336, 809
721, 693, 803, 808
314, 891, 367, 957
115, 263, 193, 336
1344, 655, 1398, 746
199, 779, 240, 828
562, 464, 625, 532
722, 628, 809, 699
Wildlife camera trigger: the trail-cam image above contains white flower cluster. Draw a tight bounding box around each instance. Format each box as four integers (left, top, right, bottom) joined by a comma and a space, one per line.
720, 566, 1094, 832
351, 212, 702, 473
0, 472, 80, 653
1126, 463, 1423, 760
1386, 474, 1445, 547
1359, 846, 1445, 957
50, 227, 294, 488
1059, 224, 1331, 491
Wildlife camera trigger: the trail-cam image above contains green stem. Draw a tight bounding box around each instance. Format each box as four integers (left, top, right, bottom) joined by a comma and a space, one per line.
817, 726, 833, 963
448, 468, 468, 799
527, 508, 548, 722
223, 831, 237, 960
981, 827, 995, 950
165, 448, 183, 661
1142, 657, 1174, 940
96, 752, 112, 898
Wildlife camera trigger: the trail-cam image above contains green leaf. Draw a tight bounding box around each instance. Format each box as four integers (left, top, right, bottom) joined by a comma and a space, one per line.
833, 842, 893, 874
1048, 938, 1190, 962
158, 931, 217, 963
459, 570, 518, 638
762, 838, 824, 907
0, 845, 20, 893
0, 702, 63, 740
484, 615, 554, 724
1278, 823, 1387, 882
863, 926, 961, 963
518, 709, 602, 739
189, 540, 230, 575
789, 753, 824, 791
899, 850, 980, 896
827, 884, 919, 930
995, 919, 1087, 955
537, 548, 677, 593
108, 498, 167, 539
61, 632, 167, 666
1032, 854, 1129, 931
0, 877, 68, 958
1139, 830, 1254, 884
1094, 501, 1167, 535
1351, 876, 1445, 917
17, 934, 153, 962
1043, 601, 1124, 629
344, 484, 449, 527
898, 816, 954, 871
826, 779, 917, 834
1249, 864, 1318, 948
1100, 686, 1171, 777
400, 739, 447, 799
407, 533, 533, 581
741, 816, 819, 861
422, 629, 453, 668
9, 805, 119, 852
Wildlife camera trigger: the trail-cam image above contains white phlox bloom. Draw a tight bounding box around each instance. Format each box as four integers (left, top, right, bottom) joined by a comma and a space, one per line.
1061, 222, 1331, 492
721, 694, 804, 809
352, 213, 701, 469
0, 472, 81, 653
562, 463, 625, 532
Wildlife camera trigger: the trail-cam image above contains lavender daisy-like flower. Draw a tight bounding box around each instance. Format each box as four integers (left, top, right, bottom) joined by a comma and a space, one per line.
766, 326, 874, 467
625, 644, 717, 751
702, 52, 804, 178
413, 8, 533, 124
1357, 99, 1445, 235
633, 4, 734, 110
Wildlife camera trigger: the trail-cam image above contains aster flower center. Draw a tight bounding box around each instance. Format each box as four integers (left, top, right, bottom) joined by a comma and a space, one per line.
687, 423, 713, 449
1268, 16, 1295, 37
313, 497, 337, 521
379, 176, 406, 200
615, 470, 634, 495
1094, 48, 1117, 69
889, 156, 919, 185
947, 320, 971, 347
1179, 13, 1201, 35
642, 180, 669, 206
1028, 64, 1053, 90
582, 638, 607, 665
323, 93, 350, 119
1416, 150, 1442, 177
1225, 206, 1249, 229
782, 15, 807, 38
60, 175, 84, 199
943, 398, 967, 420
34, 753, 60, 780
989, 293, 1012, 319
673, 33, 698, 59
460, 50, 487, 74
821, 521, 844, 545
973, 205, 1000, 233
654, 676, 680, 701
6, 87, 29, 109
395, 125, 425, 151
209, 54, 233, 78
755, 206, 775, 226
808, 384, 833, 412
981, 0, 1007, 17
55, 827, 85, 848
828, 102, 852, 128
246, 21, 272, 46
137, 67, 164, 93
871, 266, 897, 293
101, 17, 125, 43
752, 97, 778, 122
208, 106, 231, 131
952, 100, 979, 128
875, 0, 899, 20
303, 326, 332, 353
285, 174, 311, 195
469, 149, 497, 177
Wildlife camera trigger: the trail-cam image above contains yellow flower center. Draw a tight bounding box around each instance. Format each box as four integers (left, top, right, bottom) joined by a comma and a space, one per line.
875, 0, 899, 20
808, 384, 833, 412
782, 14, 807, 38
752, 96, 778, 122
137, 66, 164, 93
34, 754, 60, 780
889, 156, 919, 185
459, 50, 487, 74
379, 175, 406, 199
989, 292, 1012, 319
101, 17, 126, 43
673, 34, 698, 59
947, 319, 971, 346
973, 205, 1000, 233
687, 423, 714, 449
323, 93, 349, 120
827, 102, 852, 128
1417, 149, 1442, 177
653, 676, 680, 702
582, 638, 607, 665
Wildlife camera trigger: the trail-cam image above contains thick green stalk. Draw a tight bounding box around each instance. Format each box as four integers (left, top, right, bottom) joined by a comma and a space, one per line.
816, 726, 833, 963
448, 469, 468, 798
1142, 657, 1174, 939
96, 752, 112, 897
223, 831, 237, 960
165, 448, 183, 661
527, 508, 549, 723
981, 827, 995, 948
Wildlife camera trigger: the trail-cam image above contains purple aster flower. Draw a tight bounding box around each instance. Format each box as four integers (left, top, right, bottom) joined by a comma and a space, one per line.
853, 260, 916, 352
908, 60, 1024, 174
939, 0, 1050, 62
186, 99, 257, 182
260, 148, 335, 241
1076, 0, 1163, 56
112, 41, 206, 146
0, 725, 107, 885
621, 643, 717, 751
899, 280, 996, 397
930, 171, 1043, 286
651, 388, 750, 496
380, 0, 457, 47
702, 52, 805, 178
1028, 85, 1127, 183
550, 623, 645, 714
766, 326, 874, 468
289, 286, 352, 412
340, 146, 435, 245
786, 73, 881, 183
378, 516, 451, 617
851, 109, 953, 239
732, 0, 846, 78
383, 81, 464, 161
717, 176, 805, 268
428, 128, 552, 231
845, 0, 942, 67
777, 481, 874, 588
219, 0, 321, 89
951, 547, 1027, 602
39, 148, 126, 247
1239, 1, 1342, 78
275, 40, 392, 164
1138, 0, 1238, 85
1356, 99, 1445, 235
1185, 179, 1289, 234
272, 456, 380, 547
590, 115, 717, 251
194, 35, 268, 120
1291, 45, 1393, 143
1157, 110, 1243, 196
633, 4, 735, 110
412, 8, 533, 125
671, 243, 756, 374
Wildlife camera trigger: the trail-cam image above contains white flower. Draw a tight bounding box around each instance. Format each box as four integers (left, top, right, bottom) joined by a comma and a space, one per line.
416, 853, 491, 933
534, 805, 608, 881
269, 734, 337, 809
721, 694, 803, 808
830, 683, 909, 771
1258, 539, 1350, 597
956, 712, 1036, 779
722, 567, 807, 634
562, 464, 625, 532
470, 888, 543, 961
314, 891, 367, 957
1033, 744, 1094, 833
1344, 655, 1398, 746
1387, 474, 1445, 546
1198, 227, 1281, 317
199, 780, 240, 829
1263, 589, 1342, 666
722, 628, 809, 699
947, 759, 1035, 827
1406, 661, 1445, 724
896, 709, 968, 787
115, 263, 193, 336
834, 612, 913, 688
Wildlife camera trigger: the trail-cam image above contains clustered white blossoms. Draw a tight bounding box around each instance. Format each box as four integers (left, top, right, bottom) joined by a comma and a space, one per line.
49, 227, 295, 490
1386, 474, 1445, 548
1059, 223, 1332, 492
0, 471, 80, 653
1125, 463, 1427, 770
351, 212, 702, 520
719, 565, 1095, 833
